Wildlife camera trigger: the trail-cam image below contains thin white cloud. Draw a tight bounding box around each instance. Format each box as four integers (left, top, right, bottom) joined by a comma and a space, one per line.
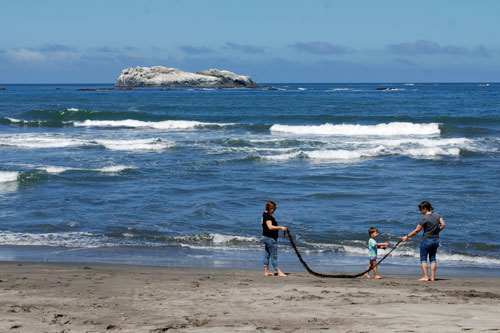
179, 45, 214, 55
290, 42, 347, 55
1, 45, 81, 65
223, 42, 265, 54
386, 40, 491, 57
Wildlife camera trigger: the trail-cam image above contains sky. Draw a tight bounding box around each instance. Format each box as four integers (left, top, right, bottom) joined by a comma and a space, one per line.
1, 0, 499, 83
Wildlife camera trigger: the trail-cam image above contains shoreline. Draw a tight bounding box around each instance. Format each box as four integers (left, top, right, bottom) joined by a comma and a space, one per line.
2, 244, 500, 279
1, 261, 500, 332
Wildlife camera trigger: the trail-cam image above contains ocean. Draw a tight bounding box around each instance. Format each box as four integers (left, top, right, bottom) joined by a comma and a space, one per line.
1, 83, 499, 276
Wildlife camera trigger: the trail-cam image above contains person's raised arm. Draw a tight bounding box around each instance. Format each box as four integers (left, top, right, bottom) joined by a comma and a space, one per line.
266, 220, 287, 232
402, 224, 423, 241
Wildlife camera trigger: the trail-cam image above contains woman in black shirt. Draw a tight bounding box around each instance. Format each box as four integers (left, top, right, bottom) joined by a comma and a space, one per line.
262, 201, 288, 277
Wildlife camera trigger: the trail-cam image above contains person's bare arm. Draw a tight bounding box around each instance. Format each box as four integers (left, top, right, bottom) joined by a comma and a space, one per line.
439, 217, 445, 231
402, 224, 423, 241
266, 220, 287, 231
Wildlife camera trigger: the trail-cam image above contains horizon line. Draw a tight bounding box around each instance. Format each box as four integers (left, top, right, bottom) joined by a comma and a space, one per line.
1, 81, 497, 85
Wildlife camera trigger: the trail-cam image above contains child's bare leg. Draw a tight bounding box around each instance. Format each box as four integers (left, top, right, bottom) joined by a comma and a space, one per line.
430, 262, 437, 281
373, 263, 382, 279
418, 262, 429, 281
364, 260, 374, 278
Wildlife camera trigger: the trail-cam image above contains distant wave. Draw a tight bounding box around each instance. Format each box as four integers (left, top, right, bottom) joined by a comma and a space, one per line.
260, 148, 459, 161
326, 88, 363, 92
259, 137, 473, 161
270, 122, 441, 136
0, 134, 172, 151
73, 119, 233, 130
0, 171, 19, 183
37, 165, 136, 174
93, 138, 172, 151
0, 231, 261, 249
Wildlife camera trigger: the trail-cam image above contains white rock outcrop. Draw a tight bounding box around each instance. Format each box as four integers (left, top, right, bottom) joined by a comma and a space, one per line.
115, 66, 259, 88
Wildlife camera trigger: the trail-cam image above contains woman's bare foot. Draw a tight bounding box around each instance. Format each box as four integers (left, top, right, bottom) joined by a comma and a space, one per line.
276, 269, 288, 277
363, 274, 371, 279
265, 272, 274, 276
375, 275, 383, 279
418, 277, 429, 281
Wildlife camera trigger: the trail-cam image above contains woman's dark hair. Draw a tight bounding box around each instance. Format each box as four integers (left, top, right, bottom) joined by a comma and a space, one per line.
265, 201, 276, 212
418, 201, 434, 212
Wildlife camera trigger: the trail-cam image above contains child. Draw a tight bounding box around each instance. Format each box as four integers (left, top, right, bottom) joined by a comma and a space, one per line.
364, 227, 389, 279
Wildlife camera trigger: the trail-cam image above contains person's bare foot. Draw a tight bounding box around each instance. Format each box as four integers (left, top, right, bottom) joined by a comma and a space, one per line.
276, 269, 288, 277
264, 272, 274, 276
418, 277, 429, 281
375, 275, 383, 279
364, 274, 371, 279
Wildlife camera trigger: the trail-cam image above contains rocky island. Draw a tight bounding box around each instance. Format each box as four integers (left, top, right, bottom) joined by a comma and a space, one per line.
115, 66, 260, 88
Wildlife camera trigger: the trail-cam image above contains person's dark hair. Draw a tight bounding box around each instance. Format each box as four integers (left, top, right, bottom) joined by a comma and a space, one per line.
368, 227, 378, 236
265, 201, 276, 213
418, 201, 434, 212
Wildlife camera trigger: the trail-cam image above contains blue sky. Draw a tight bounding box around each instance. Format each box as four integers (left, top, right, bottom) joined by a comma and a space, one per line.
1, 0, 499, 83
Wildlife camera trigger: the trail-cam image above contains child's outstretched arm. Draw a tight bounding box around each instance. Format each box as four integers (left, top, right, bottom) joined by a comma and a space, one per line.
376, 241, 389, 249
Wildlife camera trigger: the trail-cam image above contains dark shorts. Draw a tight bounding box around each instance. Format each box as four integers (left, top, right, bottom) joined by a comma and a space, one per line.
420, 238, 439, 263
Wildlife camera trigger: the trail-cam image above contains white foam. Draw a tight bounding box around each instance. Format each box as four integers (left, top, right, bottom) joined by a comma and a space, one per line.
0, 134, 89, 149
94, 138, 172, 151
73, 119, 227, 130
37, 165, 135, 174
6, 117, 22, 122
326, 88, 358, 92
259, 139, 467, 162
67, 108, 79, 111
170, 233, 260, 245
306, 147, 384, 160
367, 137, 470, 148
39, 166, 75, 174
0, 134, 172, 151
270, 122, 440, 136
340, 243, 500, 265
96, 165, 135, 173
261, 152, 302, 161
405, 147, 460, 158
0, 171, 19, 183
0, 231, 112, 248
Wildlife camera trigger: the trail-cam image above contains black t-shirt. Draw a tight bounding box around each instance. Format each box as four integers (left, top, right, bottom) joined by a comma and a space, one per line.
262, 212, 278, 239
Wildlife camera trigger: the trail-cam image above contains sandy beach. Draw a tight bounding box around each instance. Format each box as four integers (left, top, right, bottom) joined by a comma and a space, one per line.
1, 262, 499, 332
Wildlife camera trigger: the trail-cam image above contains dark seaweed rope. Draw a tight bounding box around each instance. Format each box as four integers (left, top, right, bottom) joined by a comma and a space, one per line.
285, 229, 403, 278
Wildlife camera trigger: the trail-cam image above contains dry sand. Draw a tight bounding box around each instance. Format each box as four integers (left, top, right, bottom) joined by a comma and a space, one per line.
1, 262, 499, 332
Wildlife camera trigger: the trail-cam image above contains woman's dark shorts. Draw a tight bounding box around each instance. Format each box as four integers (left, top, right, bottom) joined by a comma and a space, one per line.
420, 238, 439, 263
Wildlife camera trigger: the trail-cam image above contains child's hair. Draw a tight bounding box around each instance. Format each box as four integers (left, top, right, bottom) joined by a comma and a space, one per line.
418, 201, 434, 211
368, 227, 378, 236
265, 200, 276, 212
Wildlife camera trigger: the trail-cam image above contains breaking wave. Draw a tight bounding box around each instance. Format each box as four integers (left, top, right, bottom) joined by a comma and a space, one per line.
0, 134, 172, 151
73, 119, 233, 130
270, 122, 441, 136
1, 231, 498, 267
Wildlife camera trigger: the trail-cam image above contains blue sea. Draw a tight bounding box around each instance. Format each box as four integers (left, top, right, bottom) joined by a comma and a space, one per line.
1, 83, 499, 276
